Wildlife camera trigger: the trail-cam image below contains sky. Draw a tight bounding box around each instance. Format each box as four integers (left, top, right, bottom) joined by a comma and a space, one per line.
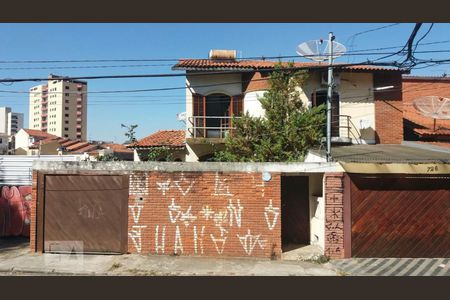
0, 23, 449, 143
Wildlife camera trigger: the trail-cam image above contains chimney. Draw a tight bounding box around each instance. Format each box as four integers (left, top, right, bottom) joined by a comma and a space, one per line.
208, 49, 237, 60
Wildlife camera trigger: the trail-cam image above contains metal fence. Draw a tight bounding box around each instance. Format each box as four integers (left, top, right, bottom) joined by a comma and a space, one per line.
0, 155, 80, 186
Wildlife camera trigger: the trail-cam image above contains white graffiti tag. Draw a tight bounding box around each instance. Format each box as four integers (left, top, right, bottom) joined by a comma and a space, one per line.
213, 210, 228, 236
212, 172, 233, 196
193, 225, 205, 255
199, 205, 215, 220
174, 225, 184, 254
156, 179, 171, 196
237, 229, 266, 256
210, 234, 227, 255
227, 199, 243, 227
168, 198, 182, 223
173, 173, 195, 196
128, 225, 147, 253
155, 225, 166, 254
179, 206, 197, 227
129, 202, 144, 224
264, 199, 280, 230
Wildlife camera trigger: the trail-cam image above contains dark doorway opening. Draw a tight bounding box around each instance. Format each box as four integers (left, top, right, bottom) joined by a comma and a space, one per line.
281, 175, 310, 252
312, 91, 340, 137
205, 93, 231, 137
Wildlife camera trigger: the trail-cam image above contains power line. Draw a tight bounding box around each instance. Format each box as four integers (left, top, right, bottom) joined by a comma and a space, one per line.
2, 50, 450, 72
0, 61, 406, 84
0, 38, 450, 65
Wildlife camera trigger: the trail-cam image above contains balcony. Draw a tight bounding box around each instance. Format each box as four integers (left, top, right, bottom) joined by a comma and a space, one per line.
77, 84, 83, 89
76, 111, 82, 116
187, 116, 239, 140
76, 124, 82, 129
322, 115, 363, 145
76, 104, 82, 109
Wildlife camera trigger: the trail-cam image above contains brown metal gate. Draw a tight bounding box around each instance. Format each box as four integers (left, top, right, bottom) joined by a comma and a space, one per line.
350, 174, 450, 258
42, 175, 128, 254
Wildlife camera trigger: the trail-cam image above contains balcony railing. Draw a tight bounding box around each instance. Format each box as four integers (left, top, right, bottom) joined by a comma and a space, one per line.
188, 116, 240, 138
331, 115, 362, 144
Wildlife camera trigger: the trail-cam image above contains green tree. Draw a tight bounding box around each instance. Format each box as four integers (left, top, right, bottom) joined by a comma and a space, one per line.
214, 62, 326, 162
121, 124, 138, 143
146, 146, 174, 161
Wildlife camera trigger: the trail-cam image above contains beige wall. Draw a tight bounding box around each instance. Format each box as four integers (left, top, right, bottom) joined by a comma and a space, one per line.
29, 79, 87, 141
29, 85, 43, 130
185, 73, 242, 138
257, 71, 376, 144
14, 129, 31, 151
309, 173, 325, 251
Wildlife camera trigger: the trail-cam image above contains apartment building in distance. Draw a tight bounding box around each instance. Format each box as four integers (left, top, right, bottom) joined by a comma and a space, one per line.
29, 74, 87, 141
0, 106, 24, 154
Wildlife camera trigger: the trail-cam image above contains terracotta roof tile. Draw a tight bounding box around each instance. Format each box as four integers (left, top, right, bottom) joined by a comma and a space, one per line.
173, 59, 405, 72
70, 144, 100, 154
65, 141, 90, 151
60, 139, 79, 147
23, 129, 58, 139
129, 130, 185, 148
414, 128, 450, 136
100, 143, 133, 153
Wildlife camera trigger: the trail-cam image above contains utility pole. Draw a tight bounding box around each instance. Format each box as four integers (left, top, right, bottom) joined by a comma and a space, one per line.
326, 32, 335, 162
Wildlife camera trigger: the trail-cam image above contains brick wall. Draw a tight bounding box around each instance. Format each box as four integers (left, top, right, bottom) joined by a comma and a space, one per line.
324, 173, 346, 259
242, 71, 270, 93
374, 73, 404, 144
127, 171, 281, 258
30, 171, 38, 252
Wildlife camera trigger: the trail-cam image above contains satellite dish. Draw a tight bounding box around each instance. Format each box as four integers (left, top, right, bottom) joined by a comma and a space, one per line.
413, 96, 450, 131
296, 40, 346, 62
176, 112, 187, 122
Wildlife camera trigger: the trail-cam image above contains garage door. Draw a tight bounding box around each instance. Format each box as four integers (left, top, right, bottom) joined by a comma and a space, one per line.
43, 175, 129, 254
350, 174, 449, 258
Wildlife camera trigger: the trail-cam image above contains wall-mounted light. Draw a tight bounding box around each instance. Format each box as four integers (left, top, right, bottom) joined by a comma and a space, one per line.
374, 85, 394, 91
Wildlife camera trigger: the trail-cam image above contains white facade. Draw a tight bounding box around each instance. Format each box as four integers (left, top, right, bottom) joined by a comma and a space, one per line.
29, 75, 88, 140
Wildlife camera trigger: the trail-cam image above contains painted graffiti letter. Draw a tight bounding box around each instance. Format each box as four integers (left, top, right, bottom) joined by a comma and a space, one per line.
264, 199, 279, 230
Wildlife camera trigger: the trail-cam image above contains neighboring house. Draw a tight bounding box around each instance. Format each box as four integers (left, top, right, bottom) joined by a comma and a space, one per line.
14, 128, 133, 160
0, 107, 24, 154
14, 128, 59, 155
90, 143, 134, 161
402, 75, 450, 147
127, 130, 186, 161
173, 49, 408, 161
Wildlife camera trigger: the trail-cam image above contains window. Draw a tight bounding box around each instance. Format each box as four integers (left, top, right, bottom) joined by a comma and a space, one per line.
65, 107, 69, 110
64, 134, 69, 138
65, 114, 69, 117
65, 128, 69, 131
65, 93, 69, 96
65, 86, 69, 89
65, 120, 69, 124
65, 100, 69, 103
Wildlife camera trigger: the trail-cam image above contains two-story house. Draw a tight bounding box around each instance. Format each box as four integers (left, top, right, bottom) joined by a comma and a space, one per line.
173, 49, 408, 162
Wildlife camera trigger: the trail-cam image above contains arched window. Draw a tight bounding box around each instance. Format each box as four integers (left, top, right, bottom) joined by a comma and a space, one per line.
192, 93, 243, 138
